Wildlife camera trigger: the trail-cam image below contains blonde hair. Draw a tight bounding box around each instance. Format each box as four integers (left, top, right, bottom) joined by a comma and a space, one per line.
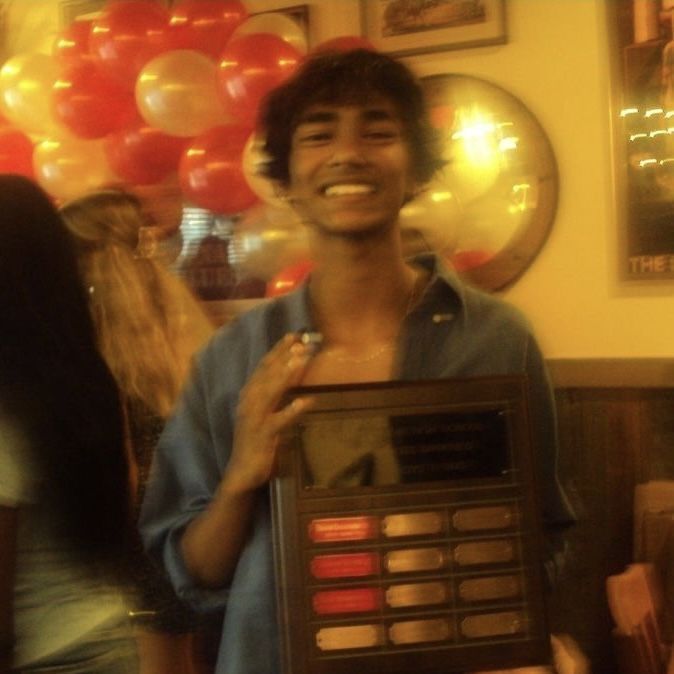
61, 190, 214, 418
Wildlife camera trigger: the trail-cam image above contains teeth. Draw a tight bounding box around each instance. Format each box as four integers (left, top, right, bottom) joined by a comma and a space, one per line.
324, 184, 374, 197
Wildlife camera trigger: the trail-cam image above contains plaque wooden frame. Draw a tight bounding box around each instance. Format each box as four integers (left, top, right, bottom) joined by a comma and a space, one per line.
272, 375, 551, 674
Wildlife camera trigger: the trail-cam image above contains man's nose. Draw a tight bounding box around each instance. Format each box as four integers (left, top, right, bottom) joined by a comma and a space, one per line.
327, 132, 366, 166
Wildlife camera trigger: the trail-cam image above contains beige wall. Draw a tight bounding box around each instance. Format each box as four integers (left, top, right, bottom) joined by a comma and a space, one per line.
250, 0, 673, 360
415, 0, 672, 360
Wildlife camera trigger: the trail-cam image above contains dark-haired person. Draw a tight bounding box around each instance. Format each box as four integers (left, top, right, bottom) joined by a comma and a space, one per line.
0, 176, 138, 673
140, 49, 575, 674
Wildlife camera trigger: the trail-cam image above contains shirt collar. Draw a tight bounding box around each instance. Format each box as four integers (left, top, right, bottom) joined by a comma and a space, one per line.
279, 253, 466, 332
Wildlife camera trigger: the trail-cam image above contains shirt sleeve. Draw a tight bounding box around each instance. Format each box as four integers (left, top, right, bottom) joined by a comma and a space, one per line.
525, 334, 576, 529
138, 343, 233, 612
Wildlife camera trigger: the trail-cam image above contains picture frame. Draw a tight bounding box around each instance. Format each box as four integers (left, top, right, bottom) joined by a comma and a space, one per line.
360, 0, 507, 57
607, 0, 674, 280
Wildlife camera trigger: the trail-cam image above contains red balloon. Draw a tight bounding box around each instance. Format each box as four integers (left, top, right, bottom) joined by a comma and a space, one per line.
266, 259, 313, 297
311, 36, 376, 54
105, 117, 188, 185
53, 61, 137, 139
53, 18, 94, 65
218, 33, 303, 124
0, 127, 34, 178
450, 249, 495, 271
169, 0, 248, 60
90, 0, 171, 90
179, 124, 258, 214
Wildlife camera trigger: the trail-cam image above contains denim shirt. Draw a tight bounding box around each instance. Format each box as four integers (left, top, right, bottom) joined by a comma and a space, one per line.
139, 254, 575, 674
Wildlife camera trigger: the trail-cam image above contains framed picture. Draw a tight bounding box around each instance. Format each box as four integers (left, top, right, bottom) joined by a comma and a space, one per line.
608, 0, 674, 280
361, 0, 506, 57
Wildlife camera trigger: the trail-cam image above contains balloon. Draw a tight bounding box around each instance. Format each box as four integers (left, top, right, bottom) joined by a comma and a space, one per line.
0, 53, 64, 137
266, 259, 313, 297
90, 0, 171, 90
217, 34, 303, 124
242, 131, 290, 207
33, 136, 117, 202
136, 49, 230, 138
232, 12, 307, 54
311, 36, 375, 54
449, 249, 495, 271
179, 124, 258, 214
169, 0, 248, 60
0, 127, 34, 178
230, 202, 307, 280
105, 117, 187, 185
53, 18, 94, 65
53, 60, 137, 139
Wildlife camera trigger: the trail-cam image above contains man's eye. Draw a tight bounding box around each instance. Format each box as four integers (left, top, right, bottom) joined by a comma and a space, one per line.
364, 128, 399, 141
297, 130, 332, 144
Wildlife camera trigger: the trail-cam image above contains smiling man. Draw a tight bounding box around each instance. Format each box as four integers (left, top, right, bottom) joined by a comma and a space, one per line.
140, 49, 575, 674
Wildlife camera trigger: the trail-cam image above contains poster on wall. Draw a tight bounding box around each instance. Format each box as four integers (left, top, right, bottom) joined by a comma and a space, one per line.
614, 0, 674, 279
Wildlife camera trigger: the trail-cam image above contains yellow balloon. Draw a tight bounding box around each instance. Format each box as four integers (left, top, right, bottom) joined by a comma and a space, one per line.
33, 136, 118, 202
0, 53, 65, 137
230, 203, 307, 281
231, 13, 308, 54
136, 49, 231, 138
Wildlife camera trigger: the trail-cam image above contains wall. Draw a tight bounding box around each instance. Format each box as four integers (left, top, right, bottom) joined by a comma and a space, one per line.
415, 0, 673, 361
250, 0, 673, 360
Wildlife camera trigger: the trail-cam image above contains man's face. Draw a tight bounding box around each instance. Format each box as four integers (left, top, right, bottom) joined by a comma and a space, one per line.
285, 99, 417, 238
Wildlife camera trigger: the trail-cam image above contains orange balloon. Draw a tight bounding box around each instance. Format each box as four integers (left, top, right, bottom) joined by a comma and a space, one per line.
218, 34, 302, 124
266, 259, 313, 297
179, 124, 258, 214
90, 0, 171, 90
0, 127, 35, 178
169, 0, 248, 60
53, 18, 95, 66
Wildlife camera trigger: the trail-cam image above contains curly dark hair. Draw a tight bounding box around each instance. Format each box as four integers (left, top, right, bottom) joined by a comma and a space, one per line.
259, 49, 444, 186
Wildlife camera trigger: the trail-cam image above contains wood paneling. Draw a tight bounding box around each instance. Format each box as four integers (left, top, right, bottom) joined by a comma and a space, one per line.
549, 383, 674, 674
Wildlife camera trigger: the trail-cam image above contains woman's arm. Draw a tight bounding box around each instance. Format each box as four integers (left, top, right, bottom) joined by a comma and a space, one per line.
0, 505, 18, 674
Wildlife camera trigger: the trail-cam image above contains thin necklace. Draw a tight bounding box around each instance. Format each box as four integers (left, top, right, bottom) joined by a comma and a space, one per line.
321, 272, 425, 365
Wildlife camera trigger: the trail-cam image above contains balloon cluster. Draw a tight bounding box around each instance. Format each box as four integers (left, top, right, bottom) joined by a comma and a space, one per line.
0, 2, 468, 296
0, 0, 319, 212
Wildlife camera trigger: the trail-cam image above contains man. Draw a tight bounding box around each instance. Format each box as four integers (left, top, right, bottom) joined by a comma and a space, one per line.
140, 49, 575, 674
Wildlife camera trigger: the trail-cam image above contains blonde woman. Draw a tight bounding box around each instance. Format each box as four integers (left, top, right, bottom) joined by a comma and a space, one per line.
60, 189, 214, 674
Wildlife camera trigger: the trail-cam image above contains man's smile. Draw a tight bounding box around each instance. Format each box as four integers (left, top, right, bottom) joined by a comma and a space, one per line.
322, 183, 377, 197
